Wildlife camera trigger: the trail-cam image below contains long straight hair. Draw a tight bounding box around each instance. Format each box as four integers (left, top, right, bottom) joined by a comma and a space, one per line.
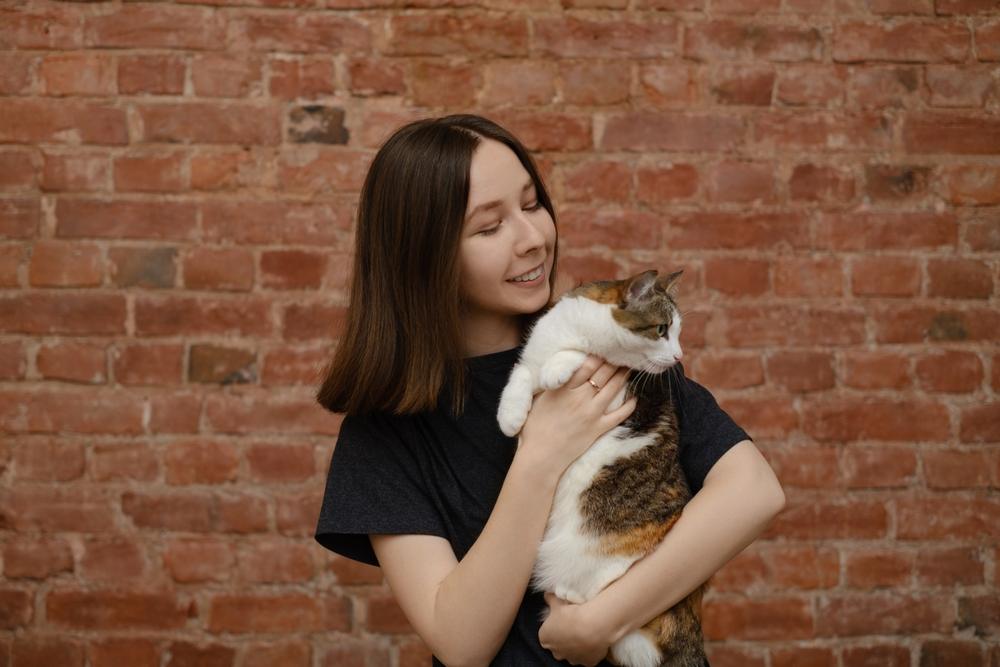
315, 114, 559, 417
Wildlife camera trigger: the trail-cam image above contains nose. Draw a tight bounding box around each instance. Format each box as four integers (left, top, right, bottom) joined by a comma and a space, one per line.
673, 351, 683, 362
512, 210, 546, 256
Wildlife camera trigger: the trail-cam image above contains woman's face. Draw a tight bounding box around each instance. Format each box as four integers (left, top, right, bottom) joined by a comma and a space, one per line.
458, 139, 556, 333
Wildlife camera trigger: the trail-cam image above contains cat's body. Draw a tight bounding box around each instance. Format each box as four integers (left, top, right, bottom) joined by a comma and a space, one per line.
497, 269, 707, 667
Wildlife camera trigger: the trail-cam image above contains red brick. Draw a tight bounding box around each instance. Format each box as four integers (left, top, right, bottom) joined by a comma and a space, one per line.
842, 645, 909, 667
561, 160, 632, 204
915, 350, 983, 392
0, 53, 35, 95
39, 52, 115, 96
121, 491, 215, 532
282, 301, 348, 342
927, 258, 992, 298
217, 493, 270, 534
965, 218, 1000, 251
3, 537, 73, 579
925, 65, 994, 107
690, 353, 764, 389
957, 595, 1000, 636
80, 537, 146, 582
766, 351, 835, 392
207, 594, 322, 633
229, 12, 371, 54
637, 64, 698, 108
975, 20, 1000, 60
916, 546, 984, 586
864, 164, 932, 201
88, 639, 159, 667
236, 538, 315, 584
707, 161, 776, 203
834, 21, 970, 62
46, 590, 190, 630
703, 597, 814, 640
163, 538, 236, 584
327, 555, 382, 585
0, 3, 83, 49
919, 640, 984, 667
481, 60, 555, 108
685, 20, 823, 62
903, 112, 1000, 154
165, 440, 240, 485
771, 647, 835, 667
204, 394, 340, 436
318, 639, 389, 667
41, 151, 111, 191
409, 60, 482, 108
766, 499, 888, 539
671, 211, 809, 251
111, 343, 183, 386
12, 438, 85, 482
788, 164, 855, 203
776, 65, 846, 106
706, 646, 766, 667
603, 111, 743, 151
0, 390, 135, 435
270, 56, 338, 99
0, 150, 38, 190
241, 641, 311, 667
135, 296, 271, 337
636, 163, 699, 202
246, 443, 315, 483
845, 548, 913, 588
815, 212, 956, 250
260, 250, 327, 289
712, 550, 767, 592
398, 638, 433, 667
725, 306, 865, 347
897, 496, 1000, 539
803, 397, 949, 442
118, 55, 185, 95
704, 258, 769, 296
0, 589, 33, 629
201, 200, 346, 245
842, 445, 918, 488
561, 207, 659, 250
91, 443, 158, 482
848, 66, 922, 108
36, 341, 107, 384
764, 544, 839, 589
873, 305, 1000, 343
0, 99, 127, 145
764, 443, 839, 488
346, 56, 405, 97
753, 111, 891, 152
925, 449, 994, 488
866, 0, 933, 13
0, 244, 21, 288
0, 341, 25, 380
84, 4, 224, 49
0, 293, 125, 335
192, 54, 263, 98
816, 593, 953, 636
276, 491, 325, 537
1, 197, 40, 238
11, 638, 84, 667
536, 17, 674, 59
365, 591, 412, 634
182, 247, 254, 291
148, 393, 201, 435
851, 256, 921, 297
56, 199, 197, 240
138, 103, 282, 146
164, 642, 235, 667
773, 256, 844, 297
720, 396, 798, 439
709, 65, 775, 106
114, 153, 186, 192
28, 240, 103, 287
945, 164, 1000, 204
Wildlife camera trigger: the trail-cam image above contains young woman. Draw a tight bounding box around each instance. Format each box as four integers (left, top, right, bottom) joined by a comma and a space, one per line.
315, 114, 785, 667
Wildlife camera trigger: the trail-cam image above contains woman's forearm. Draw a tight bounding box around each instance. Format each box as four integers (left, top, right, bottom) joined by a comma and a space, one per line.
433, 444, 560, 667
583, 441, 786, 645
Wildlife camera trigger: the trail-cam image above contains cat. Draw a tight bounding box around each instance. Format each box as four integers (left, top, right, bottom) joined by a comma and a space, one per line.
496, 268, 707, 667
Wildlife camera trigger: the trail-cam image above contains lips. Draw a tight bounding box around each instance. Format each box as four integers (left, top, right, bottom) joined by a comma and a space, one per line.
507, 263, 544, 282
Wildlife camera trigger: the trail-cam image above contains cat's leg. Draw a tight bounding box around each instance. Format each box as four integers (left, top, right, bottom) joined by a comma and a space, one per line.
581, 557, 635, 601
538, 350, 589, 390
497, 363, 535, 437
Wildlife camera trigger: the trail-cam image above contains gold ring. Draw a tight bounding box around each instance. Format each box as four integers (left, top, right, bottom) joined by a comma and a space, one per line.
588, 379, 601, 390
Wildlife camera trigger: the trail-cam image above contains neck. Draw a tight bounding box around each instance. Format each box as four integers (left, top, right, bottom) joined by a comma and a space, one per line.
460, 312, 522, 358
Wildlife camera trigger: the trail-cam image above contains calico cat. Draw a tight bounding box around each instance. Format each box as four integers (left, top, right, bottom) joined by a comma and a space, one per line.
496, 268, 707, 667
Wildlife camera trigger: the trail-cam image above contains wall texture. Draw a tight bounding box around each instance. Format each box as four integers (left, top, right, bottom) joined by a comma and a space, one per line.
1, 0, 999, 665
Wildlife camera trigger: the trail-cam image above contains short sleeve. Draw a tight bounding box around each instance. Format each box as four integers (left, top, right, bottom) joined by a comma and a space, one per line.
314, 413, 449, 567
675, 363, 753, 494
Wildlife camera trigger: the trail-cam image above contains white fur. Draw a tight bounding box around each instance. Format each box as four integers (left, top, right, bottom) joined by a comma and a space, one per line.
496, 292, 684, 667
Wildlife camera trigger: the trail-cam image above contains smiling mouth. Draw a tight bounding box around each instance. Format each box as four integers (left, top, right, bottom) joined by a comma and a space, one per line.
507, 264, 544, 282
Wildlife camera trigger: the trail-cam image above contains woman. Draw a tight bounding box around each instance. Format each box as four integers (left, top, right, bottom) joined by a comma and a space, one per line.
315, 114, 785, 666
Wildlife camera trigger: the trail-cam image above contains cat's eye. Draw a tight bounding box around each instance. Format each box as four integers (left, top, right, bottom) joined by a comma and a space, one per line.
656, 324, 667, 337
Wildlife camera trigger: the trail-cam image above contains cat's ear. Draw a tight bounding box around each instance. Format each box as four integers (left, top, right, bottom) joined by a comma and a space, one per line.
625, 269, 659, 305
657, 269, 683, 296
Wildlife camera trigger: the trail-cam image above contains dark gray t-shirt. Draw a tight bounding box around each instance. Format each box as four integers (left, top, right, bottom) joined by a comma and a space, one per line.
315, 345, 751, 666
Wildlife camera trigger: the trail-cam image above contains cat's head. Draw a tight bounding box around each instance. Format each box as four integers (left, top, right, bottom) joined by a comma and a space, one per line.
564, 269, 684, 374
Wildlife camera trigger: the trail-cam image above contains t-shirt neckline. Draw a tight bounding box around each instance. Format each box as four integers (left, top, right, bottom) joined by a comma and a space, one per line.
463, 344, 523, 372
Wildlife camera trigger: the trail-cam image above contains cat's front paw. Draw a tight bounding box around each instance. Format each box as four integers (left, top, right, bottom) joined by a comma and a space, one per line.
539, 351, 588, 390
497, 400, 529, 437
553, 585, 586, 605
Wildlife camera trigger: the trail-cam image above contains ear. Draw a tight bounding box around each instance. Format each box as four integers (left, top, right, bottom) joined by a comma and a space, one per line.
657, 269, 683, 296
625, 269, 658, 305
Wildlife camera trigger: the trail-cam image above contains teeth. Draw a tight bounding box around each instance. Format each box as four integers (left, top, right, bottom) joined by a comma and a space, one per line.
510, 266, 542, 282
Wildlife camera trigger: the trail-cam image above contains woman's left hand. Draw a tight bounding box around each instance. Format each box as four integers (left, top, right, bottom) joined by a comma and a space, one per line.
538, 591, 613, 666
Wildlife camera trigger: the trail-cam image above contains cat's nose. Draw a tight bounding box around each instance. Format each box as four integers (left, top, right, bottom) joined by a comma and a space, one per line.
673, 352, 683, 362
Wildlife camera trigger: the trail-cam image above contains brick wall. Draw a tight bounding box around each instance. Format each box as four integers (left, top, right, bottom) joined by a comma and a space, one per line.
1, 0, 998, 665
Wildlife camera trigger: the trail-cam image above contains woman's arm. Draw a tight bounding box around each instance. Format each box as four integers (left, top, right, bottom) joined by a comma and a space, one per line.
563, 439, 785, 647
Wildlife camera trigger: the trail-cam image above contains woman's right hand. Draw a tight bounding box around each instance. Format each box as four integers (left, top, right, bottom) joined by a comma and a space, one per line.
516, 355, 637, 479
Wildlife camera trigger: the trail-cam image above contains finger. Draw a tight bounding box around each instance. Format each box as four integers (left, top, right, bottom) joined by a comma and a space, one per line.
601, 395, 638, 427
595, 367, 630, 398
588, 361, 619, 389
567, 355, 604, 388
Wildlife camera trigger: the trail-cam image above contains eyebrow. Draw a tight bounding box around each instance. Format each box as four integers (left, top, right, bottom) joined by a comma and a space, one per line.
466, 180, 535, 222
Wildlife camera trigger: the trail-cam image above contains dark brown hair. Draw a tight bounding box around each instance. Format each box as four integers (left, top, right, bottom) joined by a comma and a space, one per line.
315, 114, 559, 417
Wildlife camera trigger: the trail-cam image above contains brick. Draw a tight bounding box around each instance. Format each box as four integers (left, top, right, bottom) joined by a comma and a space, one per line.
725, 306, 866, 347
165, 440, 240, 485
182, 247, 254, 291
945, 165, 1000, 204
236, 538, 315, 583
788, 164, 855, 203
0, 341, 25, 380
635, 163, 699, 202
814, 212, 955, 250
207, 594, 322, 633
365, 591, 413, 634
241, 642, 311, 667
12, 438, 85, 482
0, 53, 35, 95
478, 110, 593, 152
201, 200, 345, 245
766, 351, 834, 392
84, 4, 224, 49
56, 199, 197, 240
771, 647, 835, 667
229, 12, 371, 54
39, 52, 115, 96
318, 639, 388, 667
816, 593, 953, 636
80, 537, 146, 582
0, 99, 127, 145
0, 150, 38, 190
704, 258, 770, 296
670, 211, 809, 251
0, 197, 40, 238
114, 153, 186, 192
0, 589, 33, 629
773, 256, 844, 297
165, 642, 235, 667
903, 113, 1000, 154
851, 256, 921, 297
327, 554, 382, 585
602, 111, 744, 151
927, 258, 992, 298
637, 64, 698, 107
848, 66, 922, 108
282, 302, 348, 342
480, 61, 555, 108
0, 244, 21, 287
864, 164, 931, 201
67, 642, 142, 667
925, 65, 994, 107
108, 246, 177, 289
803, 397, 949, 442
122, 491, 215, 532
843, 351, 910, 389
28, 240, 103, 287
347, 56, 406, 97
398, 638, 433, 667
898, 497, 1000, 539
163, 538, 235, 583
261, 347, 329, 387
0, 293, 125, 335
276, 147, 369, 195
36, 341, 107, 384
975, 20, 1000, 60
957, 595, 1000, 636
702, 597, 814, 640
0, 487, 116, 532
270, 56, 338, 99
712, 550, 766, 592
721, 396, 798, 439
286, 105, 346, 145
41, 151, 111, 191
766, 499, 888, 539
148, 393, 201, 434
204, 394, 341, 435
707, 161, 776, 203
410, 60, 482, 108
10, 638, 84, 667
866, 0, 933, 13
709, 65, 775, 106
776, 65, 846, 106
217, 493, 270, 534
842, 445, 918, 488
118, 55, 186, 95
385, 14, 528, 56
915, 350, 983, 392
690, 353, 764, 389
965, 218, 1000, 251
764, 545, 839, 590
246, 443, 314, 483
3, 537, 74, 579
46, 590, 190, 630
190, 150, 263, 191
562, 159, 632, 203
1, 4, 83, 49
706, 646, 766, 667
922, 451, 995, 489
189, 345, 257, 384
844, 548, 913, 588
192, 54, 263, 98
91, 443, 158, 482
834, 21, 970, 62
685, 20, 823, 62
135, 295, 272, 337
919, 640, 984, 667
753, 111, 892, 152
960, 401, 1000, 442
842, 645, 909, 667
873, 305, 1000, 343
916, 547, 984, 587
138, 103, 282, 146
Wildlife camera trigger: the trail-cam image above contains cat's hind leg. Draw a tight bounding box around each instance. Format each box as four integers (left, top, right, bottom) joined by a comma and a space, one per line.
609, 630, 662, 667
497, 363, 535, 437
539, 350, 589, 390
